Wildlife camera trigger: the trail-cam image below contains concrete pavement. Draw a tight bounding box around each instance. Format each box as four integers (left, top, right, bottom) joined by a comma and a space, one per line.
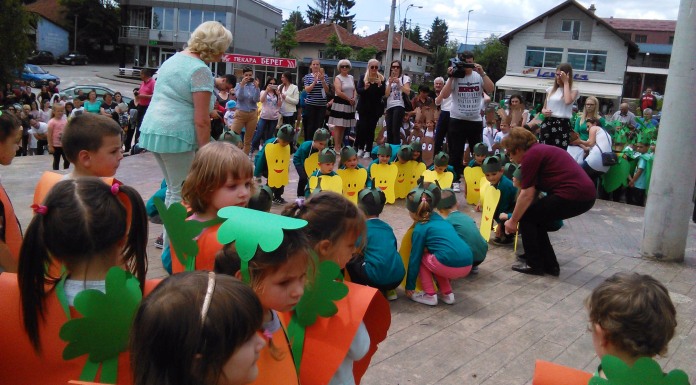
4, 151, 695, 384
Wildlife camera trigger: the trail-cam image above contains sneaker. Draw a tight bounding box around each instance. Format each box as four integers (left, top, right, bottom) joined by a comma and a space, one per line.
357, 149, 364, 157
386, 289, 398, 301
272, 197, 287, 205
452, 182, 461, 192
154, 234, 164, 249
470, 265, 479, 274
363, 152, 371, 159
493, 235, 514, 246
439, 292, 455, 305
410, 291, 438, 306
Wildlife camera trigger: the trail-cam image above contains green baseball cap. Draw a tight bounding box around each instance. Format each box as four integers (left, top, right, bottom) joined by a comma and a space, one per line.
313, 128, 331, 142
434, 151, 449, 167
276, 124, 294, 142
340, 146, 357, 163
473, 142, 489, 156
397, 145, 413, 161
481, 156, 502, 173
377, 143, 392, 156
318, 148, 337, 163
409, 140, 422, 153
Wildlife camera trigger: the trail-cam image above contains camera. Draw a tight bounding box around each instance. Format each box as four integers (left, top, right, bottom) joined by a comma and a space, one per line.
449, 57, 476, 78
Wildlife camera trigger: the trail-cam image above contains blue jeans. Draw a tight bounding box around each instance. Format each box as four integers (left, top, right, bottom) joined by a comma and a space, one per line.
251, 118, 278, 152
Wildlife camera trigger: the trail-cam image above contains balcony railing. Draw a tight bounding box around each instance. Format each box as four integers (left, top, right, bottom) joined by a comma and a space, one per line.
120, 26, 149, 39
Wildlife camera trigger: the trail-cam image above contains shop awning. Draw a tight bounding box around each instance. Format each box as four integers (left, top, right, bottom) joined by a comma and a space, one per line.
496, 75, 623, 99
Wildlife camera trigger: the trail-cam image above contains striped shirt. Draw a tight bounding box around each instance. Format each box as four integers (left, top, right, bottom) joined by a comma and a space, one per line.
303, 73, 329, 106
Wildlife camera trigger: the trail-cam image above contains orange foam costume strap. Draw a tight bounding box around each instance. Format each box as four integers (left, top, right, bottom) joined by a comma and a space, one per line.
249, 325, 299, 385
278, 282, 391, 385
532, 360, 592, 385
171, 223, 223, 273
0, 273, 160, 385
0, 184, 22, 262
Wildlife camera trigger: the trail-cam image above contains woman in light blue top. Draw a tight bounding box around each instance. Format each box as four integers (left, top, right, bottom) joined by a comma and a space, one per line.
139, 21, 233, 254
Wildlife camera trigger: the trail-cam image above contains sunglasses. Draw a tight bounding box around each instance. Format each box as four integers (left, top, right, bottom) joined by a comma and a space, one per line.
585, 103, 595, 106
340, 65, 350, 69
391, 65, 400, 69
369, 66, 378, 69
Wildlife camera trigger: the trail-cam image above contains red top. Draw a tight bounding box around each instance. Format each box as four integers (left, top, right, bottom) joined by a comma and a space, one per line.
138, 78, 155, 107
520, 143, 596, 201
641, 94, 657, 111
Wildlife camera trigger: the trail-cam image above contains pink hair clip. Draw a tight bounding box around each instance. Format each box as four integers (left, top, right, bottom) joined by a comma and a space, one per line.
31, 204, 48, 215
263, 328, 273, 340
295, 197, 305, 208
110, 183, 120, 196
421, 196, 427, 202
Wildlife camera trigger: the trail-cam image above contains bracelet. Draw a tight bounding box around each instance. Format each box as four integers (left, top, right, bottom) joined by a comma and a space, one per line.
482, 73, 488, 78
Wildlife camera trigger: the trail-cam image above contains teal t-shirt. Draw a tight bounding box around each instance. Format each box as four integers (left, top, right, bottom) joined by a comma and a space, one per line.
139, 53, 215, 153
492, 175, 518, 223
362, 218, 406, 285
445, 211, 488, 264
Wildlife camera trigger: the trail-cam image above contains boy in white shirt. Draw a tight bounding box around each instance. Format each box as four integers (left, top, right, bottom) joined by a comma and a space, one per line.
224, 100, 237, 129
27, 117, 48, 156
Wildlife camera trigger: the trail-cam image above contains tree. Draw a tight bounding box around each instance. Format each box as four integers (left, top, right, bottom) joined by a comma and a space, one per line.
429, 39, 458, 79
272, 22, 298, 58
59, 0, 121, 61
410, 25, 424, 47
425, 17, 449, 53
286, 10, 309, 30
306, 0, 355, 31
355, 46, 379, 62
0, 0, 34, 86
324, 33, 352, 60
473, 34, 508, 83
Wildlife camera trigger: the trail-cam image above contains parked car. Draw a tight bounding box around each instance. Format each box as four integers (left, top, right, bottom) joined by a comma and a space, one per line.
21, 64, 60, 88
58, 52, 89, 65
27, 50, 55, 65
61, 85, 133, 105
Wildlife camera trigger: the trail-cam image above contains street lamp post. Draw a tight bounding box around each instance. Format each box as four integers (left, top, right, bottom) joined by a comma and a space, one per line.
465, 9, 474, 48
399, 4, 422, 62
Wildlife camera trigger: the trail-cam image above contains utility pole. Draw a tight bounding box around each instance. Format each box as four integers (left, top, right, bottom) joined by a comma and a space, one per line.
641, 0, 696, 262
399, 5, 422, 63
74, 15, 78, 52
385, 0, 396, 69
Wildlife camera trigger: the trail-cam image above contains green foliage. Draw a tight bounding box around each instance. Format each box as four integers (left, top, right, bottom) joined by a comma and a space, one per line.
472, 34, 508, 83
59, 0, 121, 57
272, 22, 298, 58
425, 17, 449, 53
286, 10, 309, 30
589, 355, 689, 385
324, 33, 353, 60
356, 45, 379, 62
306, 0, 355, 31
411, 25, 424, 47
429, 42, 457, 79
0, 0, 34, 86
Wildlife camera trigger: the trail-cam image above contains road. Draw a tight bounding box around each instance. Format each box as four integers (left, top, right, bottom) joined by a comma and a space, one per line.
34, 63, 139, 99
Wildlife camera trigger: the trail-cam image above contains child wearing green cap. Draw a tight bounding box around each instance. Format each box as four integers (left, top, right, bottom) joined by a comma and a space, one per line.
468, 142, 489, 167
437, 189, 488, 274
367, 143, 394, 187
293, 127, 330, 197
338, 146, 365, 171
626, 136, 652, 206
255, 124, 295, 204
476, 156, 517, 244
370, 142, 400, 162
409, 139, 423, 163
346, 186, 405, 300
427, 151, 455, 174
305, 148, 338, 197
405, 182, 473, 306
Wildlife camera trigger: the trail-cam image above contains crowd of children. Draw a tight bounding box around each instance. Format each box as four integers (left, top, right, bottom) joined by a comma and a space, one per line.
0, 73, 687, 385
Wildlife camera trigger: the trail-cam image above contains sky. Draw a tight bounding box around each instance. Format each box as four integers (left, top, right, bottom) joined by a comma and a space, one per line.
270, 0, 680, 45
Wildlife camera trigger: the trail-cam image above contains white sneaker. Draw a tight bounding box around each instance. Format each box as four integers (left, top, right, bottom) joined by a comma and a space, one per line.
410, 291, 438, 306
386, 289, 398, 301
452, 182, 461, 192
363, 152, 371, 159
439, 292, 455, 305
357, 149, 364, 157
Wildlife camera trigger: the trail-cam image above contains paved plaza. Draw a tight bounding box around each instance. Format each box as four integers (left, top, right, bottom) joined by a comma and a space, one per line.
5, 151, 695, 384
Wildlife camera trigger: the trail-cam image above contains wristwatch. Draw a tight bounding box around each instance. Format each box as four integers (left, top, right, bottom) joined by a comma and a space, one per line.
482, 72, 488, 77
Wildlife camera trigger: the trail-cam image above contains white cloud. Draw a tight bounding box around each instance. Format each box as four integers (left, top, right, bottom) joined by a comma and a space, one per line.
355, 25, 371, 36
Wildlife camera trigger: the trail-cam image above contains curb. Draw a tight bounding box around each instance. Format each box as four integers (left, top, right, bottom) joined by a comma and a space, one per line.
95, 72, 141, 85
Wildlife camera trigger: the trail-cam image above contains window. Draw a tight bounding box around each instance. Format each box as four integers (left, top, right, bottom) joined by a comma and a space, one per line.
525, 46, 563, 68
668, 35, 674, 44
178, 9, 190, 32
417, 56, 423, 66
151, 7, 175, 30
568, 49, 607, 72
190, 9, 203, 31
635, 34, 647, 43
318, 50, 325, 59
561, 20, 581, 40
408, 55, 412, 62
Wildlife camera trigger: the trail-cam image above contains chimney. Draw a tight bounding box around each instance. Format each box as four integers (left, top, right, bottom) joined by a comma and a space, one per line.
384, 24, 389, 32
347, 20, 353, 32
588, 4, 596, 13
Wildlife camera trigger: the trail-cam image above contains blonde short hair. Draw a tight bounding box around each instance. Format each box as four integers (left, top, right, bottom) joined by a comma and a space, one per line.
187, 21, 233, 62
337, 59, 352, 69
364, 59, 385, 84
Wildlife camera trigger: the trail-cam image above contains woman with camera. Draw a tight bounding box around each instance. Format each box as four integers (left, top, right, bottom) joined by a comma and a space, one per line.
384, 60, 411, 145
251, 78, 283, 153
354, 59, 386, 157
539, 63, 578, 150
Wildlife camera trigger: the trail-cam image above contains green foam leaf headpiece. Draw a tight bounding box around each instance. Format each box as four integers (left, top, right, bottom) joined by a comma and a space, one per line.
217, 206, 307, 282
409, 140, 422, 153
340, 146, 357, 163
406, 179, 442, 213
397, 145, 413, 161
436, 188, 457, 210
377, 143, 392, 156
588, 355, 690, 385
434, 151, 449, 167
473, 142, 489, 156
318, 148, 337, 164
313, 127, 331, 142
481, 156, 502, 173
248, 185, 273, 212
276, 124, 294, 142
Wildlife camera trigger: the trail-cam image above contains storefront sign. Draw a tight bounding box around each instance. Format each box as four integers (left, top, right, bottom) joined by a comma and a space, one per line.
223, 54, 297, 68
522, 67, 589, 81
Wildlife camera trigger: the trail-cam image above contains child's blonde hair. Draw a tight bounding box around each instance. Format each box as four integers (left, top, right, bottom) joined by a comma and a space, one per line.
182, 141, 254, 214
586, 272, 677, 358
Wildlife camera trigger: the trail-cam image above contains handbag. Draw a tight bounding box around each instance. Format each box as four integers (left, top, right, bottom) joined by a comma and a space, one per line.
595, 129, 618, 166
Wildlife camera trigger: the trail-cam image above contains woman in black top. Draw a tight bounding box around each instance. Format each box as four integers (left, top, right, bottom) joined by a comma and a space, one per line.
354, 59, 386, 156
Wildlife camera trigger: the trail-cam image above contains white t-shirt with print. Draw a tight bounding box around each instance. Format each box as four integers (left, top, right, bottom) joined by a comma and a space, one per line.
450, 72, 484, 121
